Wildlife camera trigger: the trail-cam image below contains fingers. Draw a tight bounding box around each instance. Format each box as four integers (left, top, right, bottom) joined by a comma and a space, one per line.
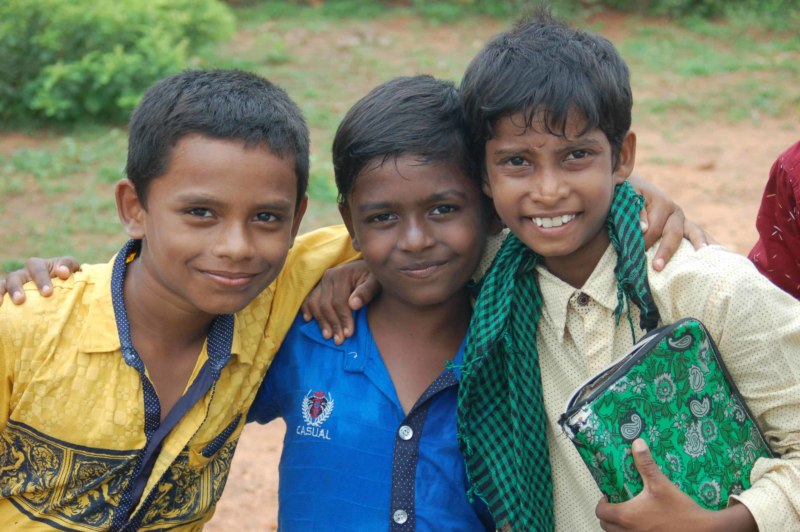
683, 220, 716, 249
26, 257, 57, 296
300, 290, 319, 322
302, 271, 350, 345
651, 206, 685, 272
53, 256, 81, 279
631, 438, 661, 489
302, 278, 336, 340
5, 263, 37, 305
639, 209, 649, 235
348, 275, 380, 311
0, 255, 82, 306
595, 496, 621, 531
301, 261, 378, 345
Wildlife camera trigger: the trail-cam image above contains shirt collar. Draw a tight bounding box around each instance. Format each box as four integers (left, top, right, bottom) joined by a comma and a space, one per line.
536, 244, 619, 341
78, 254, 122, 354
79, 240, 246, 365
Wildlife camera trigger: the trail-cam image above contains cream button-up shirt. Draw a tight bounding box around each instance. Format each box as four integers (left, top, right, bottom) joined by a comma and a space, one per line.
533, 240, 800, 531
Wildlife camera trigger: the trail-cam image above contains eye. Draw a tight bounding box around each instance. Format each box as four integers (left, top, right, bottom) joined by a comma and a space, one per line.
508, 156, 527, 166
255, 212, 279, 223
368, 212, 397, 223
186, 207, 213, 218
565, 149, 590, 161
431, 204, 458, 216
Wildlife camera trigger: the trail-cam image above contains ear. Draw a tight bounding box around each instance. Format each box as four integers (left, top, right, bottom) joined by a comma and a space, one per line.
289, 195, 309, 247
481, 173, 494, 199
481, 195, 504, 235
115, 179, 146, 239
337, 202, 360, 252
613, 131, 636, 184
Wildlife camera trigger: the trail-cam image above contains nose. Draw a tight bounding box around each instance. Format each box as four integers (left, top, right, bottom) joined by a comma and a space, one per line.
212, 222, 255, 261
531, 167, 567, 206
398, 217, 434, 253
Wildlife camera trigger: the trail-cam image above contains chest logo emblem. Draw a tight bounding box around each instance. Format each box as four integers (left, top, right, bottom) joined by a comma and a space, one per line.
301, 390, 334, 427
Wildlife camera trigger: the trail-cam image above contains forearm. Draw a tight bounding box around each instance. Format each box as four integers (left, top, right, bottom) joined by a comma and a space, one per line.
701, 503, 757, 532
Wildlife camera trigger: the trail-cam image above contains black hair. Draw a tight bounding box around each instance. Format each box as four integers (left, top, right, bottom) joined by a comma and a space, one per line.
460, 7, 632, 172
332, 74, 476, 204
126, 69, 309, 208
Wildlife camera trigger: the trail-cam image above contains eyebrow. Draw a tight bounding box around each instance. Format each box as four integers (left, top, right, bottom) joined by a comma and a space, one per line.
356, 188, 470, 212
174, 193, 294, 212
491, 137, 604, 156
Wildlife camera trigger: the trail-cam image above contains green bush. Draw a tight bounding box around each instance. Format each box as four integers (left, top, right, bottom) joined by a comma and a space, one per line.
600, 0, 798, 17
0, 0, 236, 123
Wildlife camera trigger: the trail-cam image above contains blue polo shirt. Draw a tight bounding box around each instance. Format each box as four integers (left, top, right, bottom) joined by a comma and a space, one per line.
247, 308, 493, 531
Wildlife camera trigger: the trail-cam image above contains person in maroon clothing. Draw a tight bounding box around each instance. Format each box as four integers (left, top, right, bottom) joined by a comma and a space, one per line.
748, 141, 800, 299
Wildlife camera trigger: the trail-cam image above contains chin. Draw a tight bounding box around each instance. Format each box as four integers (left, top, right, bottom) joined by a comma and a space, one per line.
197, 297, 254, 316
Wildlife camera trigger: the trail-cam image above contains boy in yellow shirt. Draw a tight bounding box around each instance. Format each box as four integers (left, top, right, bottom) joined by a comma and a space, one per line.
0, 69, 356, 530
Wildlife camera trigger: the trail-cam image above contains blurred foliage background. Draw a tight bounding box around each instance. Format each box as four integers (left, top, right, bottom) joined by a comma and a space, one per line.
1, 0, 799, 272
2, 0, 797, 124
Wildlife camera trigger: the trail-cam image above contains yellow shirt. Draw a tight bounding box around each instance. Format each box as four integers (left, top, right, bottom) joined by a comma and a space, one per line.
0, 225, 356, 531
536, 240, 800, 531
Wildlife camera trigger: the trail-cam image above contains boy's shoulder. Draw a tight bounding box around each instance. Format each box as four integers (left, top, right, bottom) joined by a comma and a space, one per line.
647, 239, 757, 283
0, 259, 117, 366
646, 239, 799, 321
281, 307, 367, 353
2, 260, 111, 318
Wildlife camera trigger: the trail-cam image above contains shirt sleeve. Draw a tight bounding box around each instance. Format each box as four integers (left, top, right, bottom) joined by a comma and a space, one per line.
246, 313, 307, 425
265, 225, 359, 346
246, 360, 279, 425
0, 296, 15, 431
650, 243, 800, 530
748, 141, 800, 299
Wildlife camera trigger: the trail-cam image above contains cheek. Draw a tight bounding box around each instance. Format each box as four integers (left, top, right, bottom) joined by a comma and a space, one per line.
257, 230, 295, 260
355, 233, 392, 266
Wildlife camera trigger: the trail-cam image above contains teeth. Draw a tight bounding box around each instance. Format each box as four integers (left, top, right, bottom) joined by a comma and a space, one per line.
533, 214, 575, 228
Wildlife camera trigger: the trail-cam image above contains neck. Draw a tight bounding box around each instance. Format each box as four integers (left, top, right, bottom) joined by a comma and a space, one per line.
542, 231, 611, 288
123, 257, 214, 353
368, 289, 472, 343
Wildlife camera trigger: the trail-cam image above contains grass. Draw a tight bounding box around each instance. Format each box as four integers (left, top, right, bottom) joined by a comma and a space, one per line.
619, 18, 800, 124
1, 5, 799, 273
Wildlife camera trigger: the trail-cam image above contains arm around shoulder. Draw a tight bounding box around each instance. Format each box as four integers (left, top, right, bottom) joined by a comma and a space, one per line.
269, 225, 361, 331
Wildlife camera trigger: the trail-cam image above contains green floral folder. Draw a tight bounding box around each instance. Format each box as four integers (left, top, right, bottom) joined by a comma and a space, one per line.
558, 318, 774, 510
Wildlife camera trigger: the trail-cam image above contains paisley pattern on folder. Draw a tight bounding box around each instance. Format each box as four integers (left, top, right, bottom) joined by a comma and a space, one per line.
560, 319, 773, 510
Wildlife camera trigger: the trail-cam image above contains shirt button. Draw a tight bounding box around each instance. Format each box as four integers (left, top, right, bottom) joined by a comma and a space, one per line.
398, 425, 413, 440
576, 292, 590, 306
393, 509, 408, 524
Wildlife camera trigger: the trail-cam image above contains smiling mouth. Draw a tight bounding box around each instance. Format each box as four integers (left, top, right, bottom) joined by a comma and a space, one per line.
532, 214, 576, 228
202, 270, 259, 289
399, 261, 447, 278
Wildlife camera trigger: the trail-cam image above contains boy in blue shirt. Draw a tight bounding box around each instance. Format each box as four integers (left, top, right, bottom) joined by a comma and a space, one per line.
247, 74, 495, 530
456, 10, 800, 531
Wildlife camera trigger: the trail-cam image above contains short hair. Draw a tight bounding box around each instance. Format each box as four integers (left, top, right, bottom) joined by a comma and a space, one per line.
332, 74, 477, 204
126, 69, 309, 208
460, 8, 632, 172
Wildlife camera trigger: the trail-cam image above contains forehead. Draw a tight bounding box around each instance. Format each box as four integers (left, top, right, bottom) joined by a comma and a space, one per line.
150, 134, 298, 206
350, 154, 478, 201
492, 109, 601, 142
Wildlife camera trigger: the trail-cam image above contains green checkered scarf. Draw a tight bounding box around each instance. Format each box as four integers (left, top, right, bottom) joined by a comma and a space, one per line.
457, 181, 659, 531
